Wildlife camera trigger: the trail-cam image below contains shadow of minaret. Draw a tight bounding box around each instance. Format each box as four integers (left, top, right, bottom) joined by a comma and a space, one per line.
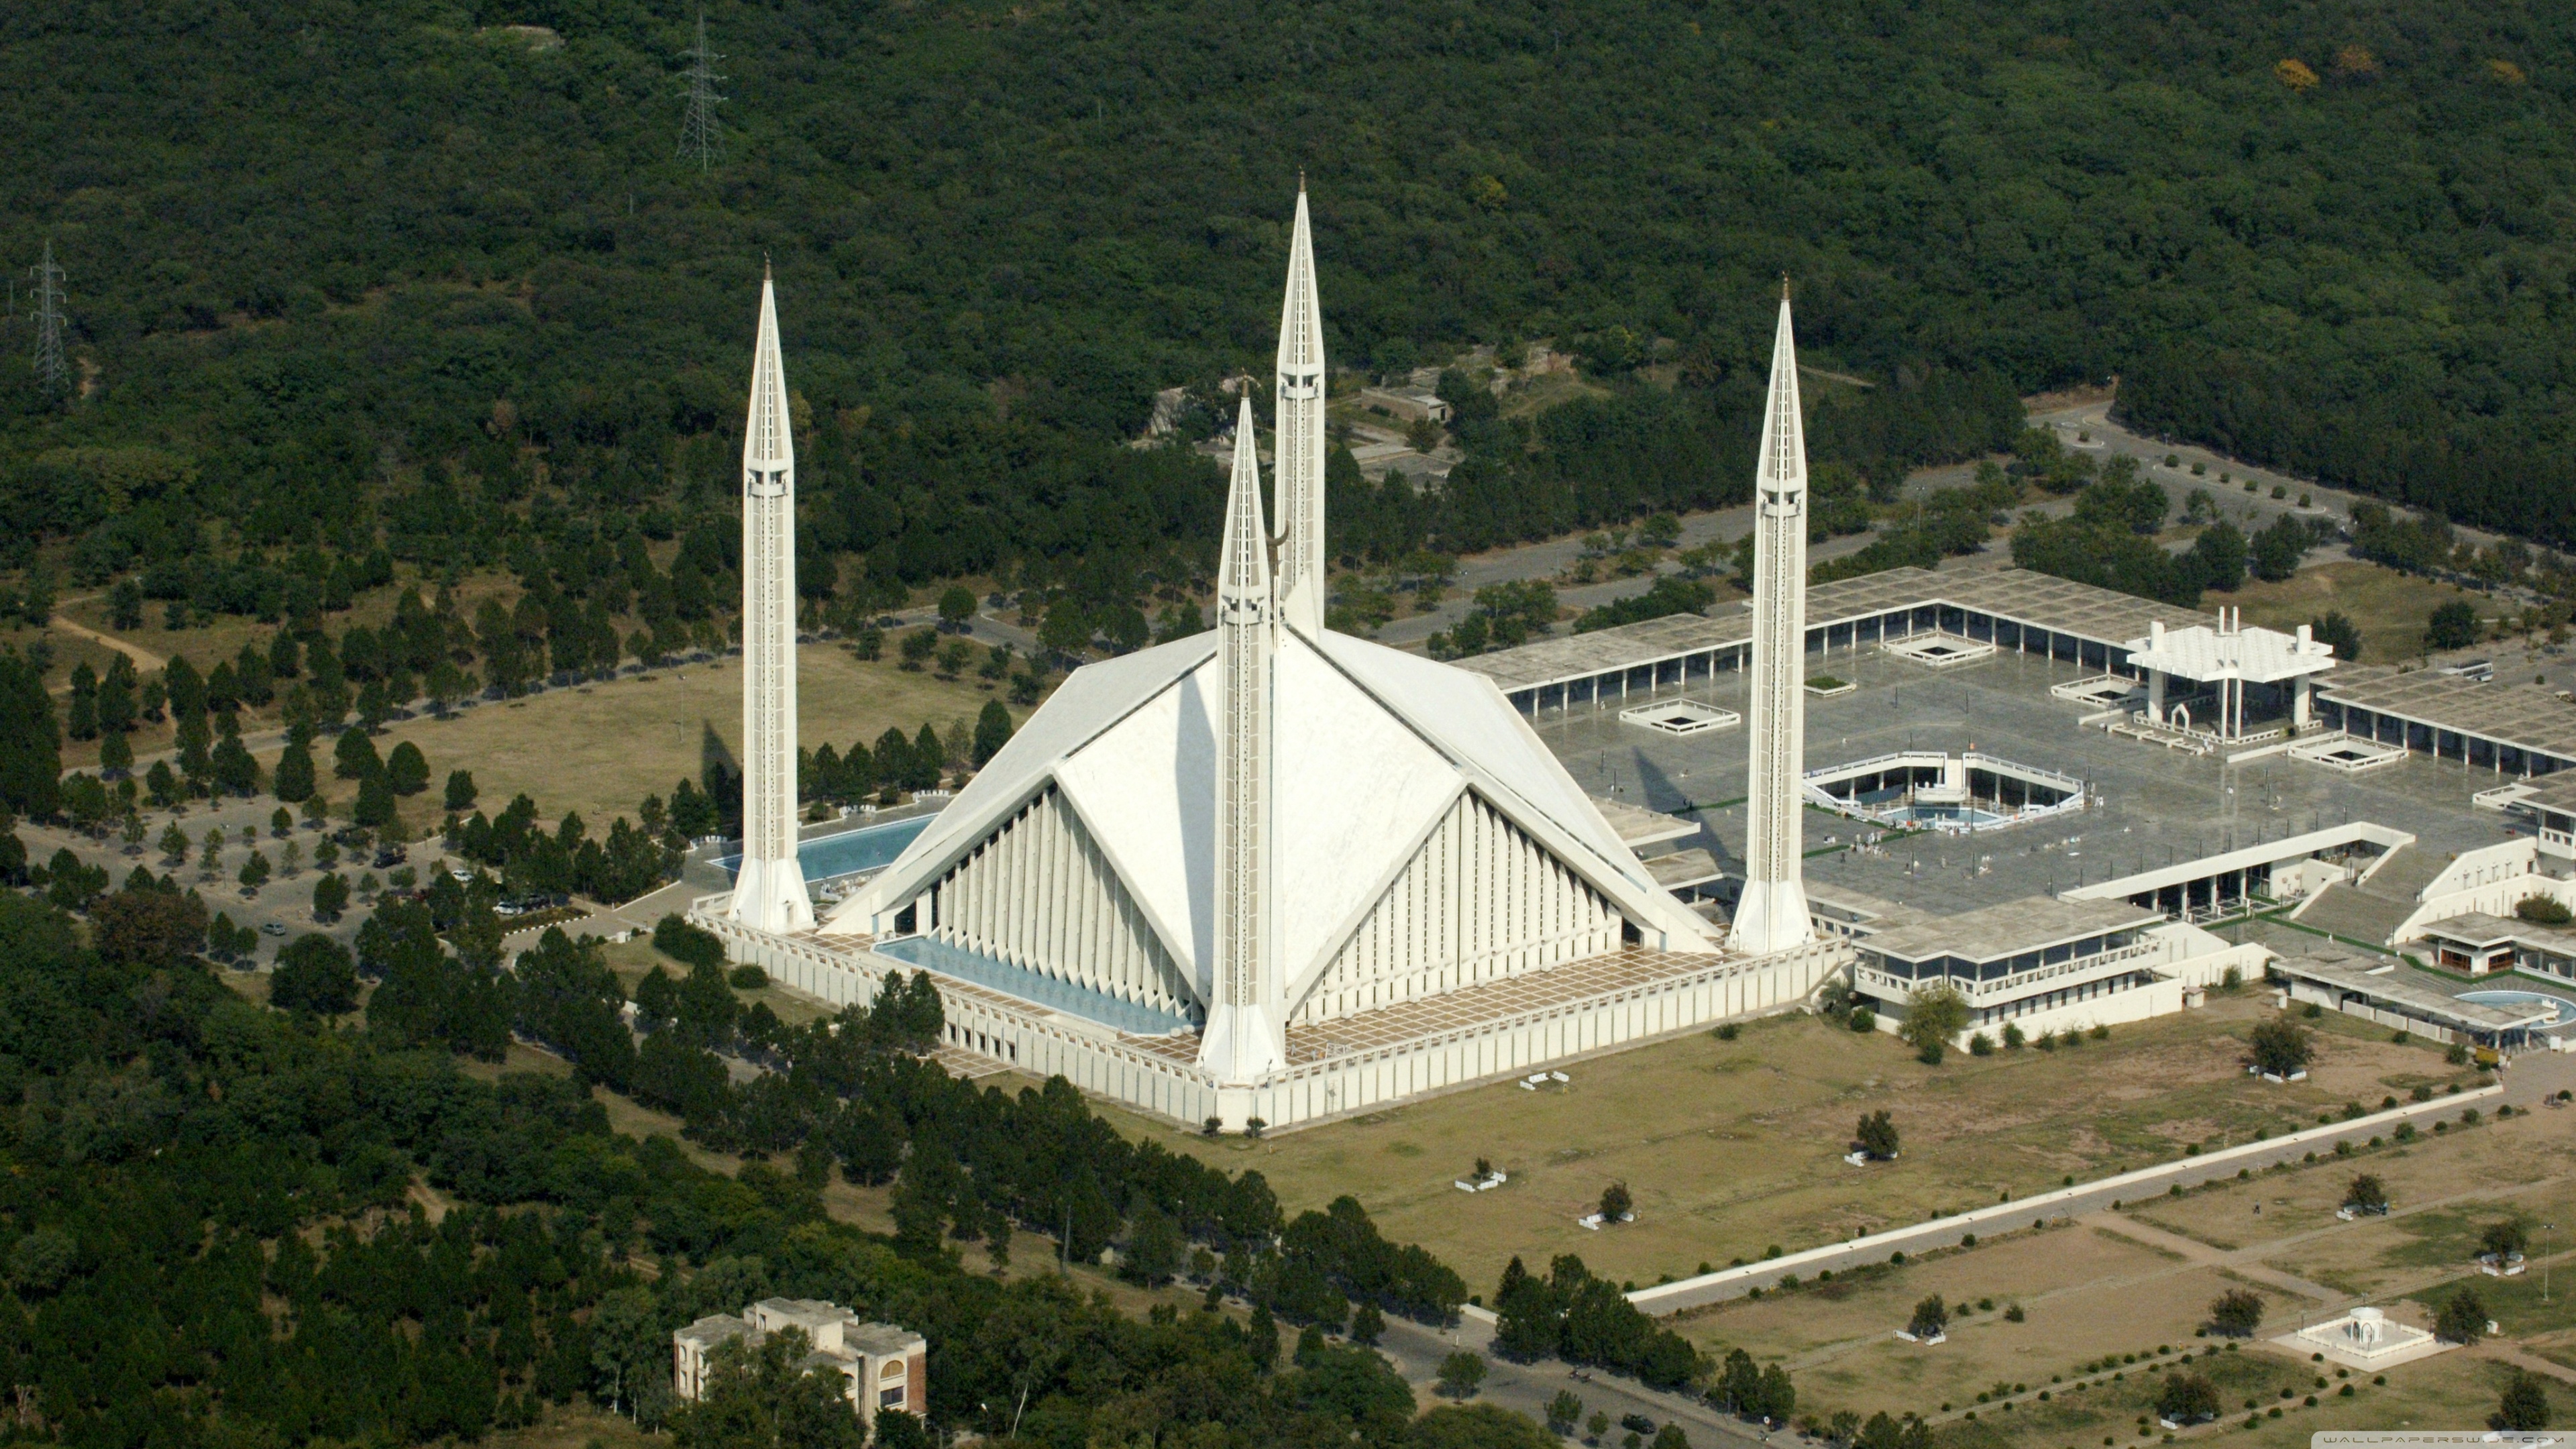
702, 719, 743, 838
1629, 748, 1727, 864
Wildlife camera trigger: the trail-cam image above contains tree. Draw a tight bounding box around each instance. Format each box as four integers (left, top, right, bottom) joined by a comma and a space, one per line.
1908, 1295, 1947, 1339
1854, 1110, 1898, 1160
354, 771, 397, 829
1598, 1181, 1632, 1222
0, 652, 60, 819
90, 888, 209, 968
1898, 983, 1968, 1063
2250, 515, 2310, 580
2206, 1288, 2265, 1338
333, 727, 383, 783
1546, 1391, 1582, 1436
2188, 522, 2246, 592
2310, 610, 2362, 663
2249, 1018, 2312, 1076
313, 871, 351, 922
386, 740, 431, 795
239, 849, 271, 890
2345, 1174, 2390, 1215
2434, 1285, 2488, 1344
2493, 1373, 2551, 1431
2427, 599, 2481, 651
1436, 1350, 1487, 1399
972, 699, 1014, 766
445, 769, 478, 812
937, 585, 978, 627
2481, 1220, 2529, 1258
2157, 1373, 2220, 1424
271, 935, 360, 1015
273, 741, 316, 802
1413, 1405, 1557, 1449
898, 628, 939, 672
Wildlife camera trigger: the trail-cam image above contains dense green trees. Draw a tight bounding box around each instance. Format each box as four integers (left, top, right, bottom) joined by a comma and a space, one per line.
0, 882, 1519, 1449
13, 0, 2576, 637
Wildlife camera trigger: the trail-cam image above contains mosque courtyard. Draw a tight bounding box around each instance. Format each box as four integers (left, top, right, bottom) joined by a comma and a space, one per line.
1534, 642, 2521, 918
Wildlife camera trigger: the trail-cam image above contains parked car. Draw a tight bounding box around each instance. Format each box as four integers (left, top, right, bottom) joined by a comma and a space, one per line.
260, 921, 286, 936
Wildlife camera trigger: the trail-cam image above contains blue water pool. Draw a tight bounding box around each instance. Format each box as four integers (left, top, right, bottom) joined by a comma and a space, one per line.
2458, 988, 2576, 1025
718, 813, 936, 882
1883, 805, 2004, 826
873, 934, 1197, 1035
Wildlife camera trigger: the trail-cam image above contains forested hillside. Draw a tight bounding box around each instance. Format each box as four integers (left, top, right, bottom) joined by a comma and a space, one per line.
5, 0, 2575, 612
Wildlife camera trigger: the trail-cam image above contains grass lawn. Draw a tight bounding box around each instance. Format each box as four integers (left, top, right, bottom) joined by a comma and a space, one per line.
353, 645, 1030, 829
1088, 994, 2465, 1299
1668, 1108, 2576, 1442
2223, 561, 2487, 667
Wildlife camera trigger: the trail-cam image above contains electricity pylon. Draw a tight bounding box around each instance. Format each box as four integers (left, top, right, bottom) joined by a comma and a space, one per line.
676, 11, 726, 172
28, 240, 66, 398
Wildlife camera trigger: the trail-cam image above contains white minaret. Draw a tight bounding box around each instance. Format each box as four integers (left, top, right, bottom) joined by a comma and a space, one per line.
1729, 284, 1815, 957
729, 269, 814, 934
1272, 184, 1328, 637
1199, 398, 1288, 1087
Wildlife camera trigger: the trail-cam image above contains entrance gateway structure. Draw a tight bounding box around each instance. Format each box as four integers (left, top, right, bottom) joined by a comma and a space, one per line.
694, 193, 1845, 1130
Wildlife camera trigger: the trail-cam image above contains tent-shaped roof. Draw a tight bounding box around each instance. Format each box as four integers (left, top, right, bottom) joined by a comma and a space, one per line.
823, 627, 1714, 1000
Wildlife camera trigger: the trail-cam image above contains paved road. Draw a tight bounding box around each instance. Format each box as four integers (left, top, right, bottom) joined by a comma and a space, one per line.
1379, 1310, 1780, 1449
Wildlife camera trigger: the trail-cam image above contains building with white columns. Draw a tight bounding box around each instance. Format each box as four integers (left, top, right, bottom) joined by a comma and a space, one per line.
2123, 609, 2337, 741
698, 214, 1845, 1130
1729, 288, 1816, 956
728, 270, 814, 935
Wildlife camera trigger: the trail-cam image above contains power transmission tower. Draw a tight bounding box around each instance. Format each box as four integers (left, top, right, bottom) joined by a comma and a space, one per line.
676, 11, 726, 172
27, 240, 66, 398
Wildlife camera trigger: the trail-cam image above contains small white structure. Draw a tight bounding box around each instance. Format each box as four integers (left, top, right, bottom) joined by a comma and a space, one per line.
2284, 1305, 2447, 1370
1805, 751, 2087, 835
2288, 733, 2408, 773
2123, 611, 2337, 741
1884, 633, 1996, 669
1619, 700, 1740, 735
675, 1299, 926, 1426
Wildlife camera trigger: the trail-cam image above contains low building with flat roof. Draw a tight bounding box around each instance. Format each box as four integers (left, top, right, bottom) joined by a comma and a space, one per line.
1850, 894, 2265, 1044
1457, 566, 2218, 716
2412, 910, 2576, 991
2318, 669, 2576, 778
2268, 950, 2563, 1049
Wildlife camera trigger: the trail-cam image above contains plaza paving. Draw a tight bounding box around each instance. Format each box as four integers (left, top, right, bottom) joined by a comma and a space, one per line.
1529, 645, 2521, 918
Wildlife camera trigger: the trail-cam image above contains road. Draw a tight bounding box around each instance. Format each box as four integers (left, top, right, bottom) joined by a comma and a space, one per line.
1378, 1309, 1780, 1449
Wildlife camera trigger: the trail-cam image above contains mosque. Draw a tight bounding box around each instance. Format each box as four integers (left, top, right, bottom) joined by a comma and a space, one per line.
696, 191, 1847, 1130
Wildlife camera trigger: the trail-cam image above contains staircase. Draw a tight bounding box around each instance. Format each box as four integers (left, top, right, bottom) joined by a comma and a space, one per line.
2292, 884, 2416, 949
2292, 843, 2445, 947
2359, 845, 2447, 900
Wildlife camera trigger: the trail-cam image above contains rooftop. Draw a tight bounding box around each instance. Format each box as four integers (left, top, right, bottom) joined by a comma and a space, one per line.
2320, 668, 2576, 760
2123, 621, 2336, 685
2269, 950, 2549, 1029
2519, 775, 2576, 818
1591, 796, 1699, 849
1456, 567, 2219, 694
1861, 894, 2165, 963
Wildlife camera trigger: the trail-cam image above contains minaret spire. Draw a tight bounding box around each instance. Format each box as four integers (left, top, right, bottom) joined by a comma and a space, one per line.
1271, 183, 1328, 636
1729, 289, 1815, 956
1200, 398, 1287, 1089
728, 272, 814, 934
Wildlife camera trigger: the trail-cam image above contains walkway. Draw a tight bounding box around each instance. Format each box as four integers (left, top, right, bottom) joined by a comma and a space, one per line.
1629, 1081, 2510, 1316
